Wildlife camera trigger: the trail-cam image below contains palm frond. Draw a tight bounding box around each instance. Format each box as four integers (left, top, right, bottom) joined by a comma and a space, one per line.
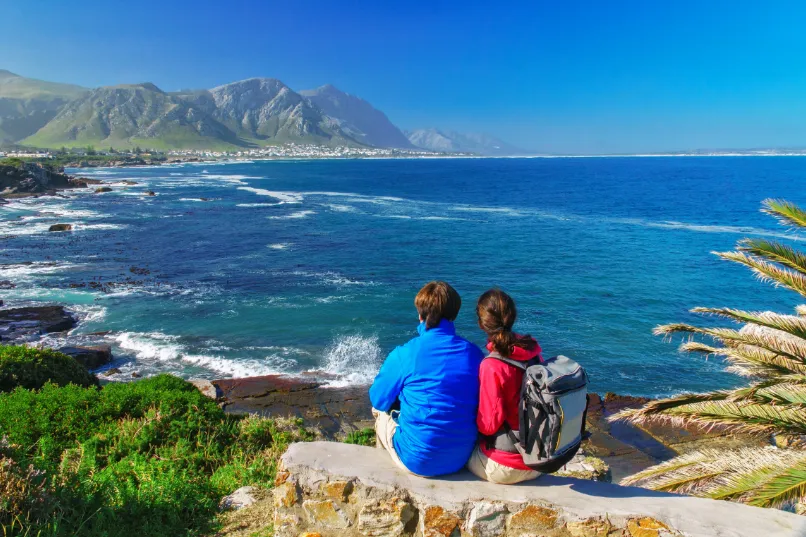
762, 198, 806, 230
615, 399, 806, 437
623, 446, 806, 509
797, 305, 806, 317
715, 251, 806, 298
738, 238, 806, 275
748, 459, 806, 508
654, 323, 806, 367
692, 307, 806, 340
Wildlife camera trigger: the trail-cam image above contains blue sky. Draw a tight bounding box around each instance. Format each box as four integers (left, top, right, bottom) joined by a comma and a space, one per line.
3, 1, 806, 154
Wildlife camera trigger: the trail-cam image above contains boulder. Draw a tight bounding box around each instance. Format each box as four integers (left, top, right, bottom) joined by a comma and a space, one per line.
145, 191, 156, 196
57, 344, 113, 369
95, 187, 113, 193
220, 486, 259, 510
48, 223, 72, 232
274, 442, 806, 537
0, 306, 76, 342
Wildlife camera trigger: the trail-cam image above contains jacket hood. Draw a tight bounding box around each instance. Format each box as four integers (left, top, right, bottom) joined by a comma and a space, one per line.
486, 336, 542, 362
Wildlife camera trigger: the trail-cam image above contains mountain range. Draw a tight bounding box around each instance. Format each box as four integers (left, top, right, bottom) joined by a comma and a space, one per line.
0, 70, 525, 154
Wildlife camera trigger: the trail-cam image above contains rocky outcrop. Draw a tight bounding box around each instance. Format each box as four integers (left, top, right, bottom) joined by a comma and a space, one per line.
0, 163, 85, 198
48, 223, 72, 232
57, 344, 113, 369
0, 306, 76, 342
94, 187, 113, 193
203, 376, 748, 481
274, 442, 806, 537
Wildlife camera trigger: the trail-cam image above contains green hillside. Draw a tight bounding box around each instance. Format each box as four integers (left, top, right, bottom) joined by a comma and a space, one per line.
0, 70, 88, 143
23, 83, 243, 150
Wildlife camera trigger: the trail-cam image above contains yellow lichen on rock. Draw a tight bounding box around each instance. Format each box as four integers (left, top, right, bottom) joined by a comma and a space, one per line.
627, 517, 669, 537
422, 505, 462, 537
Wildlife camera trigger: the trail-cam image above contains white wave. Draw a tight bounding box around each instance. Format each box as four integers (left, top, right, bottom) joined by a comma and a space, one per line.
178, 198, 216, 202
67, 303, 107, 324
326, 204, 358, 213
237, 203, 283, 208
318, 334, 382, 387
200, 174, 261, 180
268, 243, 292, 250
0, 261, 84, 279
116, 332, 183, 361
268, 210, 316, 220
114, 331, 301, 378
450, 205, 527, 217
73, 223, 127, 231
238, 187, 303, 203
290, 270, 375, 287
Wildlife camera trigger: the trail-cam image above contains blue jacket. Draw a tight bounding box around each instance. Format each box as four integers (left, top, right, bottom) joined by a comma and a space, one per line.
369, 319, 484, 476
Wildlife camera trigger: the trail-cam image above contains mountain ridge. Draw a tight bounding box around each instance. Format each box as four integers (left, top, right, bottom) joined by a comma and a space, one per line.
2, 70, 525, 153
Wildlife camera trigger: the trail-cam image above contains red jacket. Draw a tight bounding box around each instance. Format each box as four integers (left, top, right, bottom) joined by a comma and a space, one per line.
477, 339, 542, 471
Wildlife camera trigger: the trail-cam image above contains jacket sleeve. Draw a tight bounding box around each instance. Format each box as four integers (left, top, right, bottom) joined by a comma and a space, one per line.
369, 346, 406, 412
477, 360, 506, 436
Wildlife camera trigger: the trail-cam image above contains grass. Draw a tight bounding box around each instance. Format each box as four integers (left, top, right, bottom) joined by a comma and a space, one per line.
0, 373, 314, 537
344, 427, 376, 447
0, 345, 98, 392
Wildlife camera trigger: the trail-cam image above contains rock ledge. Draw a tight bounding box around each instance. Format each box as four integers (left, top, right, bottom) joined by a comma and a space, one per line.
275, 442, 806, 537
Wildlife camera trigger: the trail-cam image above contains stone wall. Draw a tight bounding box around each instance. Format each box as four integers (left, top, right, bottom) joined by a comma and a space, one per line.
274, 442, 806, 537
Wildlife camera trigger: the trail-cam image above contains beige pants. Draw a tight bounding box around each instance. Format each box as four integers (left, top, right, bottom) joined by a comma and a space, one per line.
372, 408, 422, 476
467, 446, 541, 485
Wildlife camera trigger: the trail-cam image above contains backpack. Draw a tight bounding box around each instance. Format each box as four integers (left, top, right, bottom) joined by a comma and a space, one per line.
485, 353, 589, 474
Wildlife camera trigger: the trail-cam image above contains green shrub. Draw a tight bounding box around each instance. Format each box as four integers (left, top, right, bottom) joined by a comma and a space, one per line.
0, 375, 313, 537
0, 345, 98, 392
343, 427, 376, 447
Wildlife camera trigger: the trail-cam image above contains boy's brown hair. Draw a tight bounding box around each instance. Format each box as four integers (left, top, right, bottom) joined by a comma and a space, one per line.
415, 281, 462, 329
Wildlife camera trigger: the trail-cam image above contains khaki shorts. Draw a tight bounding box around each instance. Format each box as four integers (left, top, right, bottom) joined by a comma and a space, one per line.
467, 445, 541, 485
372, 408, 423, 476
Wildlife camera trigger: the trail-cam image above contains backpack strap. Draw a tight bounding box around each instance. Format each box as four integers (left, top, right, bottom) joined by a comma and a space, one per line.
484, 351, 529, 371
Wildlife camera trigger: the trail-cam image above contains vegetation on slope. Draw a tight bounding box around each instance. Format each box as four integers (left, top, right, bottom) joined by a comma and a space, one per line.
0, 366, 314, 537
0, 345, 97, 392
614, 199, 806, 512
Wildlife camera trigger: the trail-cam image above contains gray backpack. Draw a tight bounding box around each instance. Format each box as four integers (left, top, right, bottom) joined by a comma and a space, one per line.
485, 353, 589, 473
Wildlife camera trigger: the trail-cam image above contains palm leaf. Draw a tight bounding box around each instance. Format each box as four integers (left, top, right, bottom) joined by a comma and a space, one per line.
623, 446, 806, 509
762, 198, 806, 230
749, 460, 806, 507
738, 238, 806, 275
655, 323, 806, 366
797, 305, 806, 317
692, 307, 806, 340
615, 399, 806, 437
715, 251, 806, 298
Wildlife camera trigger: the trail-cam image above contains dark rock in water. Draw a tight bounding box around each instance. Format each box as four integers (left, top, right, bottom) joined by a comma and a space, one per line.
58, 344, 113, 369
145, 191, 156, 196
121, 180, 139, 185
0, 198, 8, 205
0, 163, 83, 198
131, 371, 141, 378
199, 197, 210, 201
102, 368, 122, 377
79, 178, 104, 185
0, 280, 15, 289
95, 187, 113, 193
0, 306, 76, 342
49, 223, 72, 232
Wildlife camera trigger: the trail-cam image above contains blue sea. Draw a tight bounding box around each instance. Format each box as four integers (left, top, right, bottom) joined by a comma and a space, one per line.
1, 157, 804, 396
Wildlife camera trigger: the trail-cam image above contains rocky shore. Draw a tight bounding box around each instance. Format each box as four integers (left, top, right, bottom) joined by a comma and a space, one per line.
0, 162, 99, 198
0, 302, 760, 483
190, 374, 759, 482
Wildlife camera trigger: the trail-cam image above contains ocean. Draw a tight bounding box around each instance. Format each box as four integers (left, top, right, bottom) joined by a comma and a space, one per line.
1, 157, 804, 396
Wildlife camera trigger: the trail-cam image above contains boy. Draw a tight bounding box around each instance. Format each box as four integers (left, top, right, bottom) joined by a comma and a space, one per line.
369, 281, 484, 477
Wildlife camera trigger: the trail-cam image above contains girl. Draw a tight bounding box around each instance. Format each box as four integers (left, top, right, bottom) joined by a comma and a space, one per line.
467, 289, 542, 484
